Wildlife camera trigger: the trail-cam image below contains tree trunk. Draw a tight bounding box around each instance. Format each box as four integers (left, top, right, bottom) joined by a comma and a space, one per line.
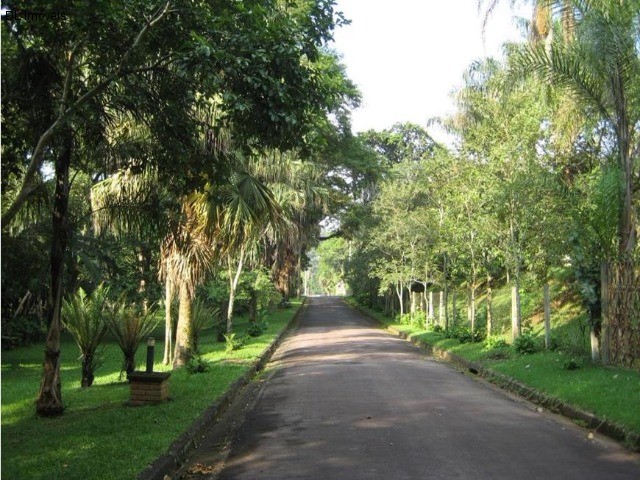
81, 355, 95, 388
36, 131, 72, 416
451, 289, 457, 330
469, 285, 476, 339
396, 282, 404, 316
600, 261, 610, 364
173, 282, 193, 368
438, 291, 444, 326
410, 291, 418, 319
590, 325, 601, 363
511, 282, 522, 341
486, 275, 493, 337
163, 276, 173, 365
249, 289, 258, 324
428, 291, 434, 325
227, 249, 245, 334
543, 282, 551, 350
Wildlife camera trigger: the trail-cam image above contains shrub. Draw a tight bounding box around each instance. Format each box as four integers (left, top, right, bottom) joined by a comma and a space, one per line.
457, 326, 474, 344
562, 358, 580, 370
224, 333, 245, 353
430, 324, 444, 333
397, 313, 412, 325
106, 302, 158, 377
186, 354, 209, 374
484, 335, 509, 351
61, 285, 111, 387
247, 311, 268, 337
514, 331, 539, 355
1, 313, 46, 349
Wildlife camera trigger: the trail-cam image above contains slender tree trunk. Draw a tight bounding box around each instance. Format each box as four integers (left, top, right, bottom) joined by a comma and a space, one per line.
590, 325, 601, 363
410, 291, 417, 318
469, 285, 476, 339
163, 276, 173, 365
600, 261, 610, 364
396, 282, 404, 316
451, 289, 457, 330
438, 291, 444, 326
227, 249, 245, 334
543, 282, 551, 350
173, 282, 193, 368
486, 275, 493, 337
36, 131, 72, 416
428, 291, 434, 325
443, 254, 449, 331
511, 280, 522, 342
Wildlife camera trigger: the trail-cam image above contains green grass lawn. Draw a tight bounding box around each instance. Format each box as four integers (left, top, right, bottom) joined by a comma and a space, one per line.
348, 298, 640, 437
1, 300, 302, 480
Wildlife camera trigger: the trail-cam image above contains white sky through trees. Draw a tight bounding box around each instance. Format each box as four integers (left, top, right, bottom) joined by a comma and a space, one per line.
331, 0, 529, 142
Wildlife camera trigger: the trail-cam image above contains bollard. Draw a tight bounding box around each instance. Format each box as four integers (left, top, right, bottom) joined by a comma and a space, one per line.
146, 337, 155, 373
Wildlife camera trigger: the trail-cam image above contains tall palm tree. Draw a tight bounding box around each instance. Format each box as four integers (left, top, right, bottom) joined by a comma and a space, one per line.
514, 0, 639, 364
251, 151, 332, 300
516, 0, 638, 256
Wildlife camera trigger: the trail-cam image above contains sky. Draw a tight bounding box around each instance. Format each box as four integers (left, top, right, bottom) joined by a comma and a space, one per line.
330, 0, 531, 141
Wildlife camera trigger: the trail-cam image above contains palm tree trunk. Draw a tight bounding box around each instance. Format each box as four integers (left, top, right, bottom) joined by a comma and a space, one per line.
173, 282, 193, 368
36, 131, 72, 416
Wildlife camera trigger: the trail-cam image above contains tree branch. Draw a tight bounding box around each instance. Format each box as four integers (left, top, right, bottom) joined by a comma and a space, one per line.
1, 1, 172, 229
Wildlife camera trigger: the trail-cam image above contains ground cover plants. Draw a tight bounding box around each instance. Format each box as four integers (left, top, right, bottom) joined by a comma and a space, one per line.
1, 300, 301, 480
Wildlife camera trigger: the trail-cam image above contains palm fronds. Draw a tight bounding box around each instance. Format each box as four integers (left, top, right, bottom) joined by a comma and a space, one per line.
106, 301, 158, 377
61, 285, 111, 387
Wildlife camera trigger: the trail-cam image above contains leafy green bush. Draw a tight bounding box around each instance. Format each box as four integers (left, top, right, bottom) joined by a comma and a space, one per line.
247, 312, 268, 337
484, 335, 509, 351
397, 313, 412, 325
514, 331, 539, 355
62, 285, 111, 387
247, 321, 268, 337
456, 326, 475, 344
1, 313, 46, 349
430, 324, 444, 333
224, 333, 245, 353
562, 358, 580, 370
186, 354, 210, 374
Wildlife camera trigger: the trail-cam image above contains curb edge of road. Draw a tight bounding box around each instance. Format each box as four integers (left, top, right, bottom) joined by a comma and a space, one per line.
137, 298, 308, 480
349, 301, 640, 453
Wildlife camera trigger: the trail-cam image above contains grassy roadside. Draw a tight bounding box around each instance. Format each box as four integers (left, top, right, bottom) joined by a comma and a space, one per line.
345, 298, 640, 442
1, 300, 302, 480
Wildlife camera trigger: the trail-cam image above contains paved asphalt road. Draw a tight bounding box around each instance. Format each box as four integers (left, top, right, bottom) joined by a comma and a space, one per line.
179, 296, 640, 480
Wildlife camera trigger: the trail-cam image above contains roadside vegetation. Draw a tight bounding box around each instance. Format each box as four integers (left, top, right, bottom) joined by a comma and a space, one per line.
345, 280, 640, 443
1, 301, 301, 480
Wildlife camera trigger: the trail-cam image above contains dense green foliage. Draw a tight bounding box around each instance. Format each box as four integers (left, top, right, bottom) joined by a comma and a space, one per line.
314, 2, 639, 370
1, 301, 302, 480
